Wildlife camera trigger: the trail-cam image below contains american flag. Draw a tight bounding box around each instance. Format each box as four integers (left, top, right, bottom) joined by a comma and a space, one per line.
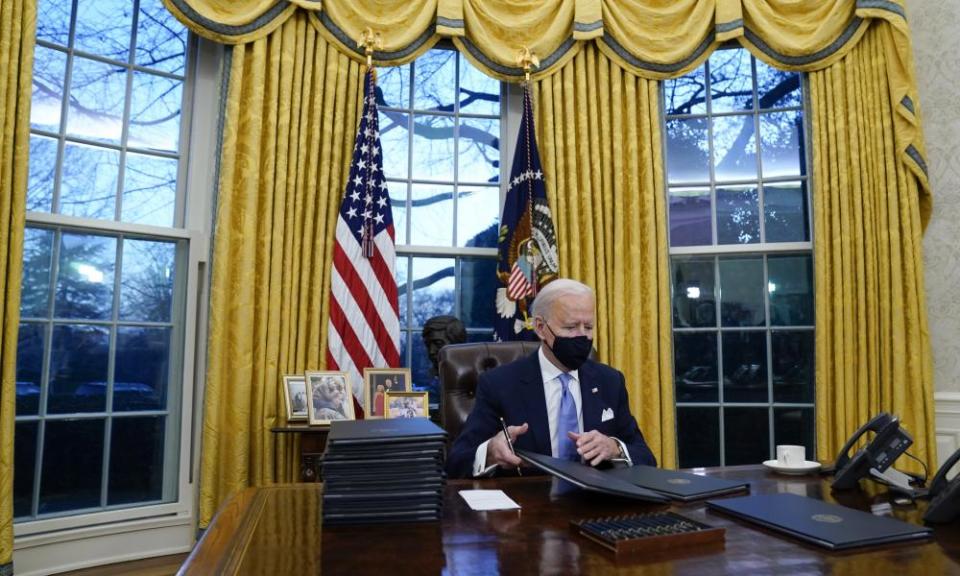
494, 84, 559, 341
326, 70, 400, 408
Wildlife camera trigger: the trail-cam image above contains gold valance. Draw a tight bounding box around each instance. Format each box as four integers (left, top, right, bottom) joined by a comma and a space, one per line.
162, 0, 926, 194
161, 1, 906, 75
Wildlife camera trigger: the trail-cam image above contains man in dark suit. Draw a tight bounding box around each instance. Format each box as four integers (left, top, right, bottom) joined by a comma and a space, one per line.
447, 279, 656, 478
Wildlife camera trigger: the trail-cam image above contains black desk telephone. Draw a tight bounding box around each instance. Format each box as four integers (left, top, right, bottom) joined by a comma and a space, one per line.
830, 412, 960, 523
831, 412, 914, 491
924, 448, 960, 524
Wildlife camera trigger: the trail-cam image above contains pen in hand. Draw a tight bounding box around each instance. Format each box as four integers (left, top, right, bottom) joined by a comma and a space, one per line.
499, 416, 522, 476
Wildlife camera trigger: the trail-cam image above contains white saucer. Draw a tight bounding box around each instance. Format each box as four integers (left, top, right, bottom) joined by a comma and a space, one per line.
762, 460, 821, 475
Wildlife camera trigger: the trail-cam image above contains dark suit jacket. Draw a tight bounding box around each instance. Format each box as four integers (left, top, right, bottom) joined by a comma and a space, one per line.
446, 351, 656, 478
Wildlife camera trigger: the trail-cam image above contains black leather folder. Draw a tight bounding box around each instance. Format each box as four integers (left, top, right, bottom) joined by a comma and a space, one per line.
605, 465, 749, 501
326, 418, 447, 445
516, 450, 669, 503
706, 493, 932, 550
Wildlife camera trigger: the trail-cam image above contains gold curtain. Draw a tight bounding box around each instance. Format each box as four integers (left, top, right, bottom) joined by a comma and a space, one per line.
534, 44, 675, 467
200, 11, 362, 527
0, 0, 34, 568
810, 22, 934, 472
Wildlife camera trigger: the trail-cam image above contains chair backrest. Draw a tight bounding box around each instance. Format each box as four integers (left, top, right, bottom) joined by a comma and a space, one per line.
438, 341, 541, 442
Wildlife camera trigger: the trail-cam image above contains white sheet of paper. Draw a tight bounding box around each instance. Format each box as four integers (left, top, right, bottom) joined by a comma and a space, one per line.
459, 489, 521, 511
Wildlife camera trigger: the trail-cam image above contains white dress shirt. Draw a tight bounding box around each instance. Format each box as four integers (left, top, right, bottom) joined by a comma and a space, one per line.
472, 348, 631, 476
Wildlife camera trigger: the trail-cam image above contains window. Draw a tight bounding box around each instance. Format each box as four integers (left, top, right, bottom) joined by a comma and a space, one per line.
378, 48, 505, 405
663, 48, 815, 467
15, 0, 191, 520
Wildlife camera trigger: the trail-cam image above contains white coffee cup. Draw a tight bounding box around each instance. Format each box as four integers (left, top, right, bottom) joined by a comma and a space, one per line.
776, 445, 806, 468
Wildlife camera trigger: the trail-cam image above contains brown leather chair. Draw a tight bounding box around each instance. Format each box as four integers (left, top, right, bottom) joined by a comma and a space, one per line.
438, 341, 540, 442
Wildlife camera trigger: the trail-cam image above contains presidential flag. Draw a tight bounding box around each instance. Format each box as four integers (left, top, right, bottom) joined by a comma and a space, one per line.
326, 70, 400, 408
494, 84, 559, 341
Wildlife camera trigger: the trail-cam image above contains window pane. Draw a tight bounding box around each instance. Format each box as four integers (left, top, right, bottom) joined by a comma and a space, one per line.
722, 331, 768, 403
712, 115, 757, 182
120, 239, 175, 322
460, 258, 496, 329
114, 327, 171, 411
774, 407, 815, 460
668, 187, 711, 246
719, 256, 764, 327
413, 49, 456, 112
378, 64, 410, 109
379, 111, 409, 179
768, 254, 813, 326
67, 56, 127, 144
136, 0, 187, 75
724, 407, 769, 465
665, 118, 709, 183
59, 142, 119, 220
760, 110, 803, 179
459, 117, 499, 184
674, 332, 718, 402
54, 233, 116, 320
412, 114, 455, 181
16, 323, 45, 416
677, 407, 719, 468
14, 421, 38, 518
672, 257, 715, 328
772, 330, 814, 403
27, 134, 57, 212
764, 181, 809, 243
21, 227, 55, 318
409, 335, 435, 407
75, 0, 132, 60
458, 186, 498, 248
410, 257, 454, 328
128, 72, 182, 152
709, 50, 753, 113
108, 416, 165, 505
459, 56, 500, 115
48, 324, 110, 413
664, 67, 706, 115
716, 185, 759, 245
389, 181, 409, 245
40, 418, 105, 513
396, 256, 408, 325
30, 46, 67, 131
756, 60, 801, 109
36, 0, 71, 45
122, 152, 178, 226
410, 184, 453, 246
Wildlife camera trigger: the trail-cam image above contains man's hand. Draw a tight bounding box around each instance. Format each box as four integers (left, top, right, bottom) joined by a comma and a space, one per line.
567, 430, 621, 466
486, 423, 529, 468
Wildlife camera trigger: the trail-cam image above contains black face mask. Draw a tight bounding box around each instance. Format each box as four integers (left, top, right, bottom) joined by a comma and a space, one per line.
544, 323, 592, 370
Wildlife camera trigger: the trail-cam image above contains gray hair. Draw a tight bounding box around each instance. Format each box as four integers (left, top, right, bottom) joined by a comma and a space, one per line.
530, 279, 594, 320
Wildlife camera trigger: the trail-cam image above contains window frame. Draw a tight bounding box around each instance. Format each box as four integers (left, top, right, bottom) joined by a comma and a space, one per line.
662, 47, 817, 468
14, 23, 218, 546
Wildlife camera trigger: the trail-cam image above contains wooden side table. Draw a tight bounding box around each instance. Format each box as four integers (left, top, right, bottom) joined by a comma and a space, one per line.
270, 425, 329, 482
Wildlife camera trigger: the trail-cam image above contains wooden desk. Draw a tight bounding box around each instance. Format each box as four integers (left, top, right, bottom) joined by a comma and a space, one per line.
178, 466, 960, 575
270, 426, 329, 482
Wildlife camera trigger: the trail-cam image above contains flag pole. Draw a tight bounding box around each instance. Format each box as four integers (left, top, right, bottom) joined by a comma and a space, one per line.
516, 47, 539, 294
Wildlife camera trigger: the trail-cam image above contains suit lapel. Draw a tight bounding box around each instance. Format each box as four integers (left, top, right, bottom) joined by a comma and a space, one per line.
517, 352, 551, 454
579, 361, 602, 433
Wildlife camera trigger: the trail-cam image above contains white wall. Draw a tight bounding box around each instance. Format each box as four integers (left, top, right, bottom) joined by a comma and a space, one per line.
907, 0, 960, 465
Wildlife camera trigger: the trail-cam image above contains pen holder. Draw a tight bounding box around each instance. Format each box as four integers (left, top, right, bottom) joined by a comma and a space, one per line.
571, 512, 724, 556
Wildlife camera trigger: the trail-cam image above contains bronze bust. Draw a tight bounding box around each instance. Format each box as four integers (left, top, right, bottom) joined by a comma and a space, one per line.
422, 315, 467, 375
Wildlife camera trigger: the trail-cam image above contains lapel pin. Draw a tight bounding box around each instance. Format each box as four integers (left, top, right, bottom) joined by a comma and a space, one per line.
591, 387, 598, 394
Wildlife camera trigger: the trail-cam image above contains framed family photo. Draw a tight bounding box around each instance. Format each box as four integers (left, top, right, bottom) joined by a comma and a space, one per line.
305, 371, 355, 425
282, 375, 309, 422
363, 368, 411, 418
384, 391, 429, 419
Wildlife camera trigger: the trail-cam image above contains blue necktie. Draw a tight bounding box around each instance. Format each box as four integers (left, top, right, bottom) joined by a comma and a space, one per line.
556, 372, 580, 461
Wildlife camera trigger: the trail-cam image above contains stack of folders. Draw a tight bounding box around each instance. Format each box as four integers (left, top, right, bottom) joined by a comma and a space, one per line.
321, 418, 447, 525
